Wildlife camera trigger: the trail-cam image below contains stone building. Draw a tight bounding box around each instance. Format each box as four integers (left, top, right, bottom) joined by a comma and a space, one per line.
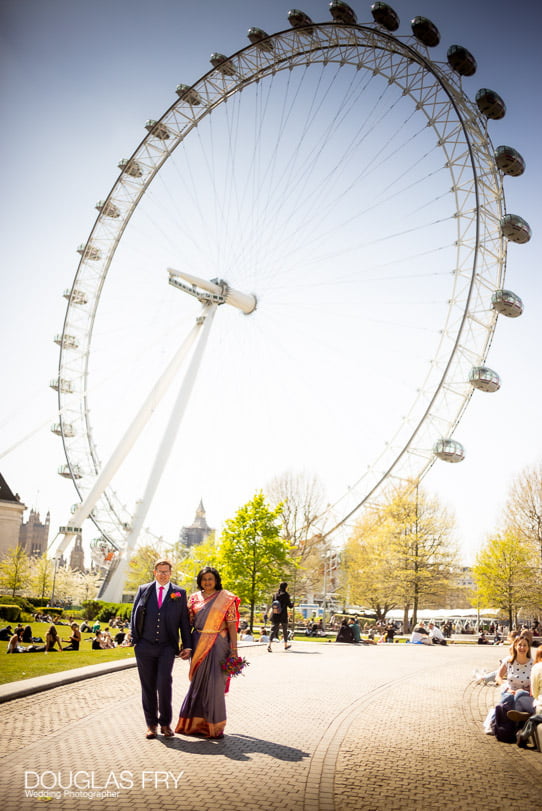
69, 534, 85, 572
180, 500, 213, 548
19, 508, 50, 557
0, 472, 26, 557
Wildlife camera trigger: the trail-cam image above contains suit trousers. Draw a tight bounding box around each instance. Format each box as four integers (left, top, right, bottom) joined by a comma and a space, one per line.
135, 640, 177, 727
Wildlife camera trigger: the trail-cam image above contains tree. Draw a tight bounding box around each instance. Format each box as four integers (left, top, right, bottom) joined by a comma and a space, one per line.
506, 461, 542, 571
126, 543, 168, 592
388, 488, 459, 628
343, 514, 399, 622
217, 492, 294, 630
175, 532, 219, 591
28, 554, 54, 599
266, 470, 326, 614
343, 487, 459, 628
472, 530, 536, 627
0, 545, 31, 597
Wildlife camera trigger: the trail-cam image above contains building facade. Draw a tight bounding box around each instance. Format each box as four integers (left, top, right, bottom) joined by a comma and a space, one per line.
19, 509, 50, 557
180, 500, 213, 547
0, 473, 26, 558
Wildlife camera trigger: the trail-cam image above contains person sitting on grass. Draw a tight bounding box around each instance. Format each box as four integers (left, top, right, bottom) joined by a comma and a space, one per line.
92, 630, 103, 649
45, 625, 63, 652
62, 622, 81, 651
6, 632, 25, 653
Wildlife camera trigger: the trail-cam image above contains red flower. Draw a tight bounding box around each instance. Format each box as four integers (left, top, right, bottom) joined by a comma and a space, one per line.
170, 592, 181, 600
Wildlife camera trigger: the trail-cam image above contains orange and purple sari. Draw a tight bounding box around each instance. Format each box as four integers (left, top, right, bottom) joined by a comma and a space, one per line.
175, 589, 240, 738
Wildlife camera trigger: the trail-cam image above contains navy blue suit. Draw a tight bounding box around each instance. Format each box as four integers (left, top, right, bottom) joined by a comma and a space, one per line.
130, 582, 192, 728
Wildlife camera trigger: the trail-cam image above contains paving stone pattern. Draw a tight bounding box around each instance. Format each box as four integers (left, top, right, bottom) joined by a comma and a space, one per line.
1, 642, 540, 811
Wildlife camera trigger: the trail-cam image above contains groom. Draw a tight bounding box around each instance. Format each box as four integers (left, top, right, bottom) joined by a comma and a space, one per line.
131, 558, 192, 739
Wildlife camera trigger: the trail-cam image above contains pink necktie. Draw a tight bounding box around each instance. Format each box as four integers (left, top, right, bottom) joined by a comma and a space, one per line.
158, 586, 164, 608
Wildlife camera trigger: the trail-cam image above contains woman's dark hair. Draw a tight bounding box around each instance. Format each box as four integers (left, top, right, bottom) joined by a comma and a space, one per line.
196, 566, 222, 590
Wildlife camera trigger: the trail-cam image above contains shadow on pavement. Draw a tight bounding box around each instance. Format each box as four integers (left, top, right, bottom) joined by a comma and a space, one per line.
160, 733, 310, 762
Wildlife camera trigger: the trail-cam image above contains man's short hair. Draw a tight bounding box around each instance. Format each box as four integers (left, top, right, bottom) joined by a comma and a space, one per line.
154, 559, 172, 571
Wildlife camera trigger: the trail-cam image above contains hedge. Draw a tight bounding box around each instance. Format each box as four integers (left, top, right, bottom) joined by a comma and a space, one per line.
0, 604, 22, 622
81, 600, 132, 622
0, 595, 35, 613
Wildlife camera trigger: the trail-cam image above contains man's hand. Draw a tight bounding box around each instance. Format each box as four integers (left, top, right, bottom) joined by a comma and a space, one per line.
179, 648, 192, 660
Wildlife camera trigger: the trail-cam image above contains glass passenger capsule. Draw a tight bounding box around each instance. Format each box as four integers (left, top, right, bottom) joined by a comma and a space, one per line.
500, 214, 532, 244
176, 84, 202, 104
247, 27, 274, 51
58, 464, 83, 479
145, 120, 170, 140
63, 288, 88, 306
118, 158, 143, 178
210, 53, 236, 76
491, 289, 523, 318
371, 2, 399, 31
50, 378, 74, 394
495, 145, 525, 177
411, 16, 440, 47
433, 438, 465, 463
95, 199, 120, 218
468, 367, 501, 393
447, 45, 477, 76
475, 88, 506, 119
51, 423, 75, 437
329, 1, 357, 24
54, 333, 79, 350
288, 9, 314, 32
77, 243, 101, 261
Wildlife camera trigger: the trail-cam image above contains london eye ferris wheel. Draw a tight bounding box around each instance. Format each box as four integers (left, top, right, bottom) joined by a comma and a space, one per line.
51, 2, 530, 600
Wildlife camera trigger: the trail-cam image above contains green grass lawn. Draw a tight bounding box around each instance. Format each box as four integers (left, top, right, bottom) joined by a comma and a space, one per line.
0, 621, 135, 685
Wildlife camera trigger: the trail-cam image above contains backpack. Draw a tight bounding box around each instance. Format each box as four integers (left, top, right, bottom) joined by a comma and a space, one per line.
271, 600, 281, 616
493, 703, 518, 743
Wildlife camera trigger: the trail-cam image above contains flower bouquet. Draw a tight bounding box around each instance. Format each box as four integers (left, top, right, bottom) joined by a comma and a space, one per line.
221, 655, 250, 678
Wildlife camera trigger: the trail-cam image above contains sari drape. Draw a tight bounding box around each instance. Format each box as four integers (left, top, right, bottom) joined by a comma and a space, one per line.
176, 589, 240, 738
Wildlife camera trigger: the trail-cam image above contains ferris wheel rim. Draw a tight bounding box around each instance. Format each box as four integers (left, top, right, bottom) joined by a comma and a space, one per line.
56, 15, 506, 546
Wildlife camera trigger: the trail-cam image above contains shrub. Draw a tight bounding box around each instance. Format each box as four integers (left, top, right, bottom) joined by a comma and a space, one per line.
0, 595, 35, 613
0, 604, 22, 622
96, 602, 132, 622
81, 600, 102, 621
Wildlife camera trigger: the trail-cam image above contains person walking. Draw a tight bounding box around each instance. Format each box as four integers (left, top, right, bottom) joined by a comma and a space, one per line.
130, 558, 192, 739
267, 581, 293, 652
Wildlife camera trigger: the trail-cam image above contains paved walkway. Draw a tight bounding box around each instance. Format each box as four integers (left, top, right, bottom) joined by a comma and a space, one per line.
1, 641, 541, 810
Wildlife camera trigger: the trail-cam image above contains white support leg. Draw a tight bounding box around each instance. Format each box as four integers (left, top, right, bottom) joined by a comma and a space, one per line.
51, 308, 205, 559
99, 302, 218, 601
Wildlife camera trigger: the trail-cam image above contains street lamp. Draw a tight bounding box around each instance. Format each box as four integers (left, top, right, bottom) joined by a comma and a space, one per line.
50, 556, 59, 605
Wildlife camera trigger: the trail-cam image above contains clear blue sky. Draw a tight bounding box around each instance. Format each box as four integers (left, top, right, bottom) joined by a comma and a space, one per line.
1, 0, 540, 564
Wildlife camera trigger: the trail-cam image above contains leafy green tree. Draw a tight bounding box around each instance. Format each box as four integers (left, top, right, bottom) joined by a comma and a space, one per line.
344, 487, 459, 629
343, 515, 399, 622
217, 492, 294, 630
28, 554, 54, 599
0, 545, 31, 597
472, 530, 536, 627
175, 532, 219, 591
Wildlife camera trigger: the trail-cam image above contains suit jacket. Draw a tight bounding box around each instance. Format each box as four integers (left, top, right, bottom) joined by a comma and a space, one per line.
130, 582, 192, 653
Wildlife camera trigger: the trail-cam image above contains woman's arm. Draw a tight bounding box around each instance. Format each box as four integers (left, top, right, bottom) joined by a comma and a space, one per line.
496, 658, 509, 685
227, 620, 238, 655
